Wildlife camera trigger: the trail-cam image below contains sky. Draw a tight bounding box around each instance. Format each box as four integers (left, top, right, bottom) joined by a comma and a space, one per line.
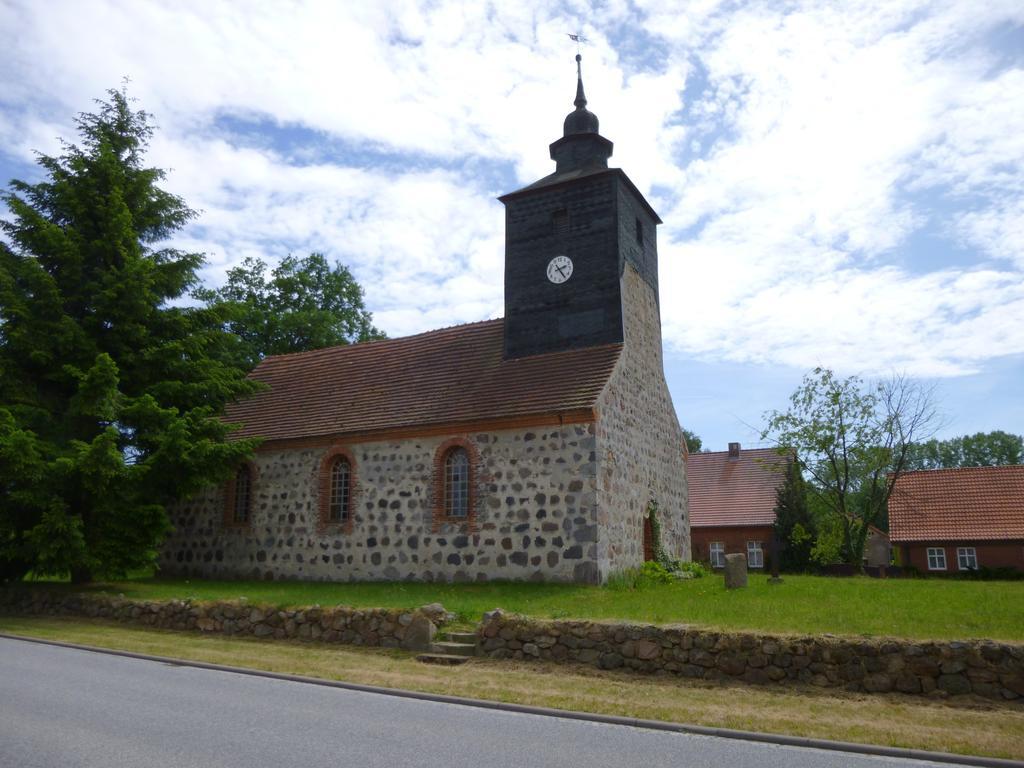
1, 0, 1022, 451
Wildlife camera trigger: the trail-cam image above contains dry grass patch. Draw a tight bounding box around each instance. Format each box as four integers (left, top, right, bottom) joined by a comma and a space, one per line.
1, 616, 1021, 760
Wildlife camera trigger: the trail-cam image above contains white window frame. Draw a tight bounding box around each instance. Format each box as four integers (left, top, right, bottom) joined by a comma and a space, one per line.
709, 542, 725, 568
746, 540, 764, 569
956, 547, 978, 571
927, 547, 947, 571
444, 447, 470, 518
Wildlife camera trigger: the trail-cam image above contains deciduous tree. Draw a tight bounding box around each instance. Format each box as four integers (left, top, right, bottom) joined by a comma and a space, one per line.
682, 428, 703, 454
761, 368, 938, 565
199, 253, 385, 368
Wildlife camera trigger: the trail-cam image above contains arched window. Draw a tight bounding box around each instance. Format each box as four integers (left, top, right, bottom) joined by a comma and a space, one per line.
328, 456, 351, 523
444, 447, 470, 518
432, 438, 478, 531
318, 446, 357, 531
226, 464, 253, 527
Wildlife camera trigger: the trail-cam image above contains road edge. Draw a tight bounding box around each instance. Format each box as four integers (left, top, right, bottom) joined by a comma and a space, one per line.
2, 631, 1020, 768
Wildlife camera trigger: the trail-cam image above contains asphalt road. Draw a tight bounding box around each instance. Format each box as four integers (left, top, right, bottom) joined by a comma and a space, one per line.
0, 636, 983, 768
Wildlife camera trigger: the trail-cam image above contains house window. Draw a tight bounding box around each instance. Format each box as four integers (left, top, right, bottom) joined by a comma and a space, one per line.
927, 547, 947, 571
957, 547, 978, 571
445, 448, 470, 518
635, 217, 644, 246
328, 457, 351, 523
225, 464, 253, 527
318, 446, 357, 531
747, 540, 764, 569
709, 542, 725, 568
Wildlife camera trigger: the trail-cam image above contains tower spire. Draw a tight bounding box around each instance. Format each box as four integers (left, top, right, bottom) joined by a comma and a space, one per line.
563, 53, 599, 136
575, 53, 587, 108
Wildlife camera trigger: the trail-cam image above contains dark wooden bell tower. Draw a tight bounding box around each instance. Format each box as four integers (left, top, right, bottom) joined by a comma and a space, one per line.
499, 55, 662, 360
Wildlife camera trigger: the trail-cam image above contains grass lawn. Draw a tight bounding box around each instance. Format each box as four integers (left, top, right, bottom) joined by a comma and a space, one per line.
1, 616, 1021, 760
30, 573, 1024, 641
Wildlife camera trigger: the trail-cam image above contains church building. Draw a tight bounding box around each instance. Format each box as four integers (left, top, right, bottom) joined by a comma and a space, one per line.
160, 57, 689, 583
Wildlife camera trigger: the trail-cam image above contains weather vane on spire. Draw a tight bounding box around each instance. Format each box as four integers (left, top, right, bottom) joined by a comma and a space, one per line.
567, 32, 589, 80
567, 32, 588, 56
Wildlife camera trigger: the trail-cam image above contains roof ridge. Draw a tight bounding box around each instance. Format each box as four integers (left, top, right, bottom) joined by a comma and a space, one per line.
254, 317, 505, 367
900, 464, 1024, 475
689, 447, 784, 457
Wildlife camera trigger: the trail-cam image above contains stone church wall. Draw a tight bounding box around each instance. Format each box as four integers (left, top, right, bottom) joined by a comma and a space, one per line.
160, 423, 602, 583
595, 263, 689, 577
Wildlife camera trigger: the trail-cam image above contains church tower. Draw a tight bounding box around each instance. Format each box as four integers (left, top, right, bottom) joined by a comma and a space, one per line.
500, 54, 662, 359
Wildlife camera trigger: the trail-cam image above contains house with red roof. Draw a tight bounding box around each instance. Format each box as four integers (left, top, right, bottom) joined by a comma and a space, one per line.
686, 444, 790, 569
889, 465, 1024, 574
159, 59, 689, 584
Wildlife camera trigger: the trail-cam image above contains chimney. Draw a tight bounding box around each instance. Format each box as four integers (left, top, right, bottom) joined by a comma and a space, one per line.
728, 442, 741, 460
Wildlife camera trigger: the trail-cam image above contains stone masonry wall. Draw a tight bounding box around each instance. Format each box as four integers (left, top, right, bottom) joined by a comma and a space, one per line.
594, 263, 689, 577
160, 423, 602, 583
478, 611, 1024, 701
0, 590, 450, 648
9, 590, 1021, 702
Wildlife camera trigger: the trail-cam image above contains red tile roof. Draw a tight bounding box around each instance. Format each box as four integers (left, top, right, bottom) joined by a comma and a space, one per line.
888, 465, 1024, 542
687, 448, 791, 528
225, 318, 621, 443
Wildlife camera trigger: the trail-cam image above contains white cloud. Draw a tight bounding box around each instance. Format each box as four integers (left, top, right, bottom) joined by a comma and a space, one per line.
149, 133, 505, 337
1, 0, 1022, 379
955, 200, 1024, 268
651, 0, 1024, 375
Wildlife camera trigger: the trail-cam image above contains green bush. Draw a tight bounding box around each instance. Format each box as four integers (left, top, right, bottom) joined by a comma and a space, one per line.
606, 560, 707, 589
960, 566, 1024, 582
674, 560, 710, 578
638, 561, 675, 584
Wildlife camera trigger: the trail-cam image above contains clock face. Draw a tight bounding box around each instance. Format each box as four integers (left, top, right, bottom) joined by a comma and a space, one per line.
546, 255, 573, 284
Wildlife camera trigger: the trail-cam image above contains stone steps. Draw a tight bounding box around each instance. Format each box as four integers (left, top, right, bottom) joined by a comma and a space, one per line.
415, 653, 470, 666
430, 640, 476, 657
416, 632, 478, 664
445, 631, 479, 644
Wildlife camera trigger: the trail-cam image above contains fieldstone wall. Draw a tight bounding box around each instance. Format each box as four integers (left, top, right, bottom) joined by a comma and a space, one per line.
0, 590, 450, 649
6, 590, 1022, 701
159, 423, 603, 583
595, 263, 689, 575
478, 611, 1024, 701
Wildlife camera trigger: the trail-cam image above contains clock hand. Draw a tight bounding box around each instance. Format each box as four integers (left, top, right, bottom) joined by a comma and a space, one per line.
556, 265, 567, 277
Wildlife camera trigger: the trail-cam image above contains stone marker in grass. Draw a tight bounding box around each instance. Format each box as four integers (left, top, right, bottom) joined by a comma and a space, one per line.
724, 553, 748, 589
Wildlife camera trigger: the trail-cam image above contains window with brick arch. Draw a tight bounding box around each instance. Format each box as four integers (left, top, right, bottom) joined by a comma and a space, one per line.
231, 465, 252, 525
317, 446, 357, 532
328, 457, 352, 523
444, 447, 470, 518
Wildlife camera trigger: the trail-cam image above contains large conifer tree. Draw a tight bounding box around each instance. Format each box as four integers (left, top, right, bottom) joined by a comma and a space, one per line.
0, 88, 258, 582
